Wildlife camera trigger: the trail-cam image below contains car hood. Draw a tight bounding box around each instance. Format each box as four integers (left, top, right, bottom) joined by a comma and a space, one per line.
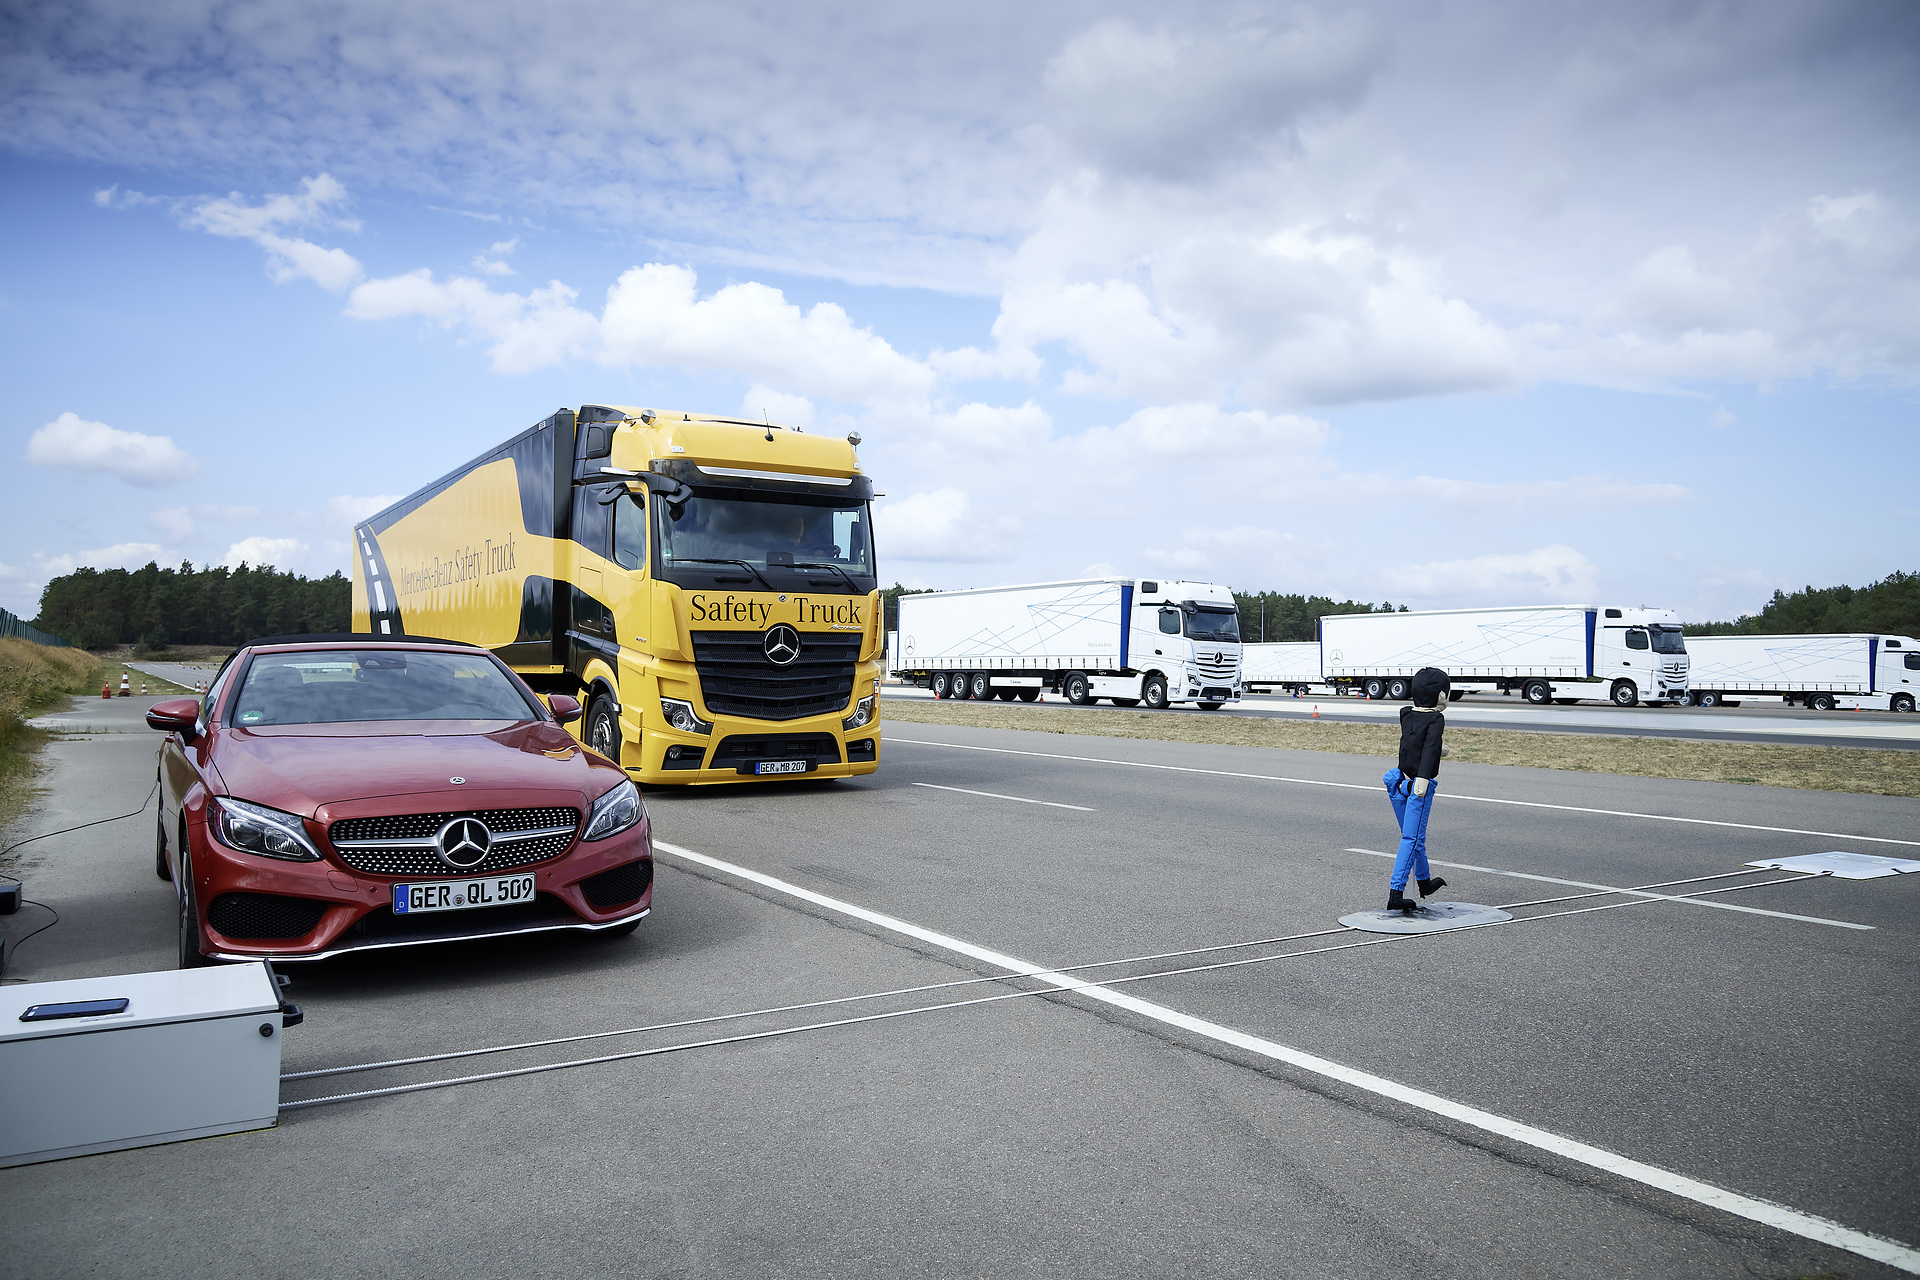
211, 720, 622, 817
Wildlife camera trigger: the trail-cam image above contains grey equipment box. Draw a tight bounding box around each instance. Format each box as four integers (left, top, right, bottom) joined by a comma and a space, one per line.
0, 963, 284, 1168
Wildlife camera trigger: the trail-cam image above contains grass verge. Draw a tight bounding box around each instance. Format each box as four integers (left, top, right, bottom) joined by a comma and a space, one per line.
0, 640, 107, 835
881, 697, 1920, 798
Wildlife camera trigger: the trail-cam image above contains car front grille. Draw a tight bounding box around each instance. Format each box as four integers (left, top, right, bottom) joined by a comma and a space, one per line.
710, 733, 842, 774
208, 892, 330, 940
691, 629, 859, 721
328, 807, 579, 877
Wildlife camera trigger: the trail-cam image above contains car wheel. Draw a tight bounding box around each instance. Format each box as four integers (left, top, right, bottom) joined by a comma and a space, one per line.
177, 845, 210, 969
1063, 672, 1091, 705
930, 672, 950, 698
1809, 693, 1836, 711
1697, 690, 1722, 708
969, 672, 991, 700
1363, 678, 1385, 699
1196, 702, 1223, 711
1018, 689, 1039, 702
1893, 693, 1916, 714
1611, 680, 1640, 707
1142, 675, 1168, 709
587, 697, 620, 764
1386, 678, 1410, 701
1523, 680, 1551, 705
155, 805, 172, 882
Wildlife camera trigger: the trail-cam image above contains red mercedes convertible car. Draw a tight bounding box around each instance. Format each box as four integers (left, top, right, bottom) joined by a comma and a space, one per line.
148, 635, 652, 966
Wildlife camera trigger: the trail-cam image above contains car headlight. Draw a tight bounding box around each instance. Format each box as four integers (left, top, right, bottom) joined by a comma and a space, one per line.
843, 695, 875, 730
659, 697, 712, 735
211, 796, 323, 862
583, 779, 643, 841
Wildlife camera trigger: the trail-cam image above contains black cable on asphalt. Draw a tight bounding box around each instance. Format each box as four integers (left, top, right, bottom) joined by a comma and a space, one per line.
283, 865, 1779, 1083
281, 869, 1813, 1104
0, 779, 157, 978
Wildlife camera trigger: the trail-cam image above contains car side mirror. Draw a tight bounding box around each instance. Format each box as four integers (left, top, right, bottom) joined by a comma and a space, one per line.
547, 693, 583, 724
146, 697, 200, 737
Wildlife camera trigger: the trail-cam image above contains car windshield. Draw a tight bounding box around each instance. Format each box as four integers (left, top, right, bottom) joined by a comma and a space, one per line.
657, 494, 873, 575
1185, 609, 1242, 643
229, 650, 538, 727
1649, 626, 1687, 655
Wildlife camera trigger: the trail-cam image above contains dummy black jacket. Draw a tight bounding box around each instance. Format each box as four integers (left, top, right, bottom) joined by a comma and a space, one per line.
1398, 706, 1445, 779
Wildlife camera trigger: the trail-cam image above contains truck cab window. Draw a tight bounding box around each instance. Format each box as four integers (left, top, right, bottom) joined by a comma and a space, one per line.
1159, 608, 1181, 635
613, 493, 645, 571
1648, 625, 1687, 654
573, 489, 613, 558
1907, 653, 1920, 671
1625, 628, 1650, 650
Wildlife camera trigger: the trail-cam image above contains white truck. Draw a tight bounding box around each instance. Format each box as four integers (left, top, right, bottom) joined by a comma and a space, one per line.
893, 577, 1244, 710
1241, 642, 1322, 695
1319, 605, 1690, 707
1683, 633, 1919, 712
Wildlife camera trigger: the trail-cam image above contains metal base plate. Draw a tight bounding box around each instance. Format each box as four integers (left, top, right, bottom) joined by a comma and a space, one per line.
1746, 851, 1920, 880
1339, 902, 1513, 934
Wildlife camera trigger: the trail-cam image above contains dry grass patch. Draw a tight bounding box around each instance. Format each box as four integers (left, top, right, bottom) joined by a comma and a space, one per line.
881, 698, 1920, 798
0, 639, 107, 835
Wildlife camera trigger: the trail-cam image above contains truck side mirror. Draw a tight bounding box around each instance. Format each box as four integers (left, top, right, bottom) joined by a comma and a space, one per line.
547, 693, 583, 724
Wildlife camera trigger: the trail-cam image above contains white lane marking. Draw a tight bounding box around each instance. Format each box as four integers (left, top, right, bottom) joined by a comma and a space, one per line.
886, 738, 1920, 848
1343, 849, 1871, 931
653, 840, 1919, 1274
912, 782, 1093, 811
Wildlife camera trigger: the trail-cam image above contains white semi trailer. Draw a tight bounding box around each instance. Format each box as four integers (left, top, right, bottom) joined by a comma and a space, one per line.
1320, 605, 1690, 706
1241, 642, 1322, 694
1683, 633, 1919, 712
894, 578, 1244, 710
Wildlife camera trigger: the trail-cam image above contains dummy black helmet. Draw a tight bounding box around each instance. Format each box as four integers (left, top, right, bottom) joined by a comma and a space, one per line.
1412, 667, 1450, 707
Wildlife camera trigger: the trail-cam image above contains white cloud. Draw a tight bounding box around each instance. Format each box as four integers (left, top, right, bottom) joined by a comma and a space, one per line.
1380, 544, 1600, 603
148, 506, 196, 541
472, 237, 520, 275
325, 495, 403, 529
875, 489, 1016, 563
1709, 407, 1735, 429
32, 542, 168, 580
1344, 473, 1688, 512
738, 387, 816, 430
183, 174, 364, 291
25, 412, 202, 487
222, 536, 307, 570
1142, 526, 1337, 585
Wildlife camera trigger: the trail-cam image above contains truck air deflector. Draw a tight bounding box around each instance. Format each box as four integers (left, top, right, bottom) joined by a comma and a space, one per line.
1584, 610, 1596, 676
1119, 583, 1133, 669
1869, 636, 1880, 691
650, 458, 874, 501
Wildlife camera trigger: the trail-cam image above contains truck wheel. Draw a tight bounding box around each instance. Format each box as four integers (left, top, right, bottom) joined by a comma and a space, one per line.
969, 672, 991, 700
1697, 690, 1722, 708
1448, 689, 1464, 702
1064, 672, 1092, 705
155, 799, 172, 881
1142, 675, 1168, 709
996, 689, 1016, 701
1809, 693, 1836, 711
1386, 677, 1410, 700
1893, 693, 1915, 714
1523, 680, 1551, 705
1363, 678, 1385, 700
587, 697, 621, 764
930, 672, 950, 698
1610, 680, 1640, 707
1018, 690, 1039, 703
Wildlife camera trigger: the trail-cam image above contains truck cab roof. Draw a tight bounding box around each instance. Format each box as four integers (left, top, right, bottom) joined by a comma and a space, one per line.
590, 404, 863, 481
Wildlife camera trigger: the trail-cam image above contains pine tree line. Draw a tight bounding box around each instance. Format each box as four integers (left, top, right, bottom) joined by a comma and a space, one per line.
32, 561, 351, 650
1232, 592, 1407, 643
1687, 570, 1919, 637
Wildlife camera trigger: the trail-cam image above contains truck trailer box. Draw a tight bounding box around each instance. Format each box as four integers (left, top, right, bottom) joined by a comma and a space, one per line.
1319, 605, 1690, 706
1241, 642, 1322, 692
895, 578, 1243, 708
0, 963, 285, 1168
1685, 633, 1920, 711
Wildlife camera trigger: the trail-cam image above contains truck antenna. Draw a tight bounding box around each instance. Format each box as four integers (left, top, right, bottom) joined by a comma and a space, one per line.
763, 411, 774, 442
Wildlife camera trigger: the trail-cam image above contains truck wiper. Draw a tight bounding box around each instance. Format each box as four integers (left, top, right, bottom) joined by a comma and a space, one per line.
672, 557, 775, 591
795, 561, 861, 592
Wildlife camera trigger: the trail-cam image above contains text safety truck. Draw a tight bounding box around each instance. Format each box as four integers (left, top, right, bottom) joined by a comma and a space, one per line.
893, 578, 1243, 709
1682, 633, 1918, 712
1319, 605, 1690, 706
350, 404, 884, 784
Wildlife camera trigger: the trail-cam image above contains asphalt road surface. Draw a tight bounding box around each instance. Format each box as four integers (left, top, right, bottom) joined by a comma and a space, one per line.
886, 683, 1920, 751
3, 697, 1917, 1279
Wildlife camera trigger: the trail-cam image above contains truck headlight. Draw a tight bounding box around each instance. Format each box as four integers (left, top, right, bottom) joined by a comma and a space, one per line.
583, 779, 643, 841
213, 796, 322, 862
843, 696, 875, 730
659, 697, 712, 735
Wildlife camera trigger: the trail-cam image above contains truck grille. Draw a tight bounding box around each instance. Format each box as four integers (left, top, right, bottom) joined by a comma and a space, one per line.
1195, 649, 1240, 680
691, 630, 859, 721
328, 807, 580, 877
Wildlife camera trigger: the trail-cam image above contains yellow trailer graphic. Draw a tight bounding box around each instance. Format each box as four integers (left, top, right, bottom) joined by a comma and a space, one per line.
352, 406, 882, 784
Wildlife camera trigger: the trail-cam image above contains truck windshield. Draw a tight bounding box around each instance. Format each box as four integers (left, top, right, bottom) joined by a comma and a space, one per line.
230, 650, 539, 726
1184, 609, 1241, 643
1649, 626, 1687, 655
656, 493, 874, 589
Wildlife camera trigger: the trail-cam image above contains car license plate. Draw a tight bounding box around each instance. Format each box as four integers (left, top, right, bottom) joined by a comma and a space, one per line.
392, 873, 536, 915
755, 759, 809, 775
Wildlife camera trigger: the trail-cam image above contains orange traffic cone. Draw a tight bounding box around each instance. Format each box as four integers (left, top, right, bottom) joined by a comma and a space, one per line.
102, 682, 112, 699
140, 683, 149, 695
1312, 705, 1319, 719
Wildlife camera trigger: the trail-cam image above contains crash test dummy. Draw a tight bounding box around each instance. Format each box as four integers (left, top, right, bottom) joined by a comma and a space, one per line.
1384, 667, 1451, 914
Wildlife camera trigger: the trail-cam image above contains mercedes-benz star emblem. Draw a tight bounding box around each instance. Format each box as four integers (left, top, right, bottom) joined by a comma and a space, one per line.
763, 623, 802, 667
435, 817, 494, 870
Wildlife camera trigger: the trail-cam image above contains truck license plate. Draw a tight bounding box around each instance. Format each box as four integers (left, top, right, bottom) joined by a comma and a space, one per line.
755, 760, 809, 774
392, 873, 536, 915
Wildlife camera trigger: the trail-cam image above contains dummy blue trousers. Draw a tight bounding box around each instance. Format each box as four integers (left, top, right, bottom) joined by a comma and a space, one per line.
1382, 767, 1436, 891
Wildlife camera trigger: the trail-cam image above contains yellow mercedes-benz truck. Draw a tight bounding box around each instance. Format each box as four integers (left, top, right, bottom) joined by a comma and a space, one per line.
350, 404, 882, 784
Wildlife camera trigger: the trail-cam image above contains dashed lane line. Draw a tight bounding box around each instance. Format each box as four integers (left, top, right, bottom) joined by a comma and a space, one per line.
912, 782, 1094, 811
653, 839, 1919, 1274
886, 737, 1920, 848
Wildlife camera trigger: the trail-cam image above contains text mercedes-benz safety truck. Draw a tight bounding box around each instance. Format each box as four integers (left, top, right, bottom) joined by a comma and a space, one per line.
350, 405, 883, 784
892, 578, 1243, 709
1319, 605, 1689, 706
1682, 633, 1918, 712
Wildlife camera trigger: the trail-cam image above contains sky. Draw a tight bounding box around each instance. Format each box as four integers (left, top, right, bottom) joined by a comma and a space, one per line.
2, 0, 1917, 624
